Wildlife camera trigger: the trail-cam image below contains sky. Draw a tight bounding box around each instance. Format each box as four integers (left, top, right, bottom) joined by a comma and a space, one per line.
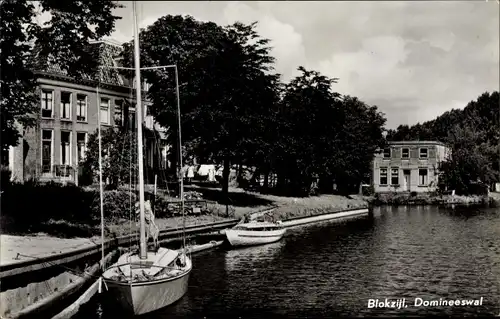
106, 2, 496, 128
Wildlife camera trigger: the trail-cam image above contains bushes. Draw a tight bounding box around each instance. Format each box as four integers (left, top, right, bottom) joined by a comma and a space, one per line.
362, 185, 374, 196
91, 190, 138, 222
1, 182, 135, 232
371, 191, 490, 206
150, 191, 214, 218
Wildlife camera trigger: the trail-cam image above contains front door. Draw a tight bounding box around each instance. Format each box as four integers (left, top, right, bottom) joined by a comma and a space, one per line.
403, 170, 411, 191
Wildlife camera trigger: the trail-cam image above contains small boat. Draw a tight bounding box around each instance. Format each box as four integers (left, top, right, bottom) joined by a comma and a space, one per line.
225, 221, 286, 247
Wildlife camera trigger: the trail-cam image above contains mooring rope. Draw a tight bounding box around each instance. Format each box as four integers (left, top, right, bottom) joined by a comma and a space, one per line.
12, 253, 103, 280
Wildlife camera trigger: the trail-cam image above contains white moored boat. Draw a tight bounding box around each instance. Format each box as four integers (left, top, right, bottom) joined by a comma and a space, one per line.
225, 221, 286, 247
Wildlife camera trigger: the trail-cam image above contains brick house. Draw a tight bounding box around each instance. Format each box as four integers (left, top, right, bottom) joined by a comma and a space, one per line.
372, 141, 450, 193
7, 40, 170, 185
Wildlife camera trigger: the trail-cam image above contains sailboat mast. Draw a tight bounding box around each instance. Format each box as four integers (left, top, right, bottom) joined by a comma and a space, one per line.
97, 85, 105, 270
132, 0, 147, 260
174, 66, 186, 255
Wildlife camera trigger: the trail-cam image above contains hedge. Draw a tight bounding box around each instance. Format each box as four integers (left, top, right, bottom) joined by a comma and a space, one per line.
0, 181, 213, 234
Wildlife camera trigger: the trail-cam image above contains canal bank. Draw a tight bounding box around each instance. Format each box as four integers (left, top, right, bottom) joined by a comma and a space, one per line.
0, 204, 368, 319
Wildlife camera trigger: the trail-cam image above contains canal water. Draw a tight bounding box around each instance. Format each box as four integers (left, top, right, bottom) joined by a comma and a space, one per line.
76, 205, 500, 318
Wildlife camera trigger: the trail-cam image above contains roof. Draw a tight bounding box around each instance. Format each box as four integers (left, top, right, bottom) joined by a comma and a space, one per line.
387, 140, 447, 147
30, 41, 129, 87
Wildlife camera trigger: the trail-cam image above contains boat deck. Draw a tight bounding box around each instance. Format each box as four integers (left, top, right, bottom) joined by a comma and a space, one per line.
103, 248, 180, 281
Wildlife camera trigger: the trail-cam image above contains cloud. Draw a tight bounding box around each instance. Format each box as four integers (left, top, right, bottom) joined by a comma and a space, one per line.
316, 36, 414, 100
221, 2, 307, 80
307, 2, 499, 128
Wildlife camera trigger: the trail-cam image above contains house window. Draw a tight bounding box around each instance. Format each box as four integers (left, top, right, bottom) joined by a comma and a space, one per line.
100, 98, 110, 124
41, 90, 53, 118
402, 148, 409, 159
419, 168, 428, 186
379, 168, 388, 185
60, 131, 71, 166
144, 104, 154, 128
391, 168, 399, 185
76, 94, 87, 122
383, 148, 391, 159
114, 100, 123, 127
419, 148, 428, 159
41, 130, 53, 173
60, 92, 71, 120
77, 132, 87, 163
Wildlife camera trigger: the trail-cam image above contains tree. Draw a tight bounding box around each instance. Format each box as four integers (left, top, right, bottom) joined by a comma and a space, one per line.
332, 96, 386, 194
82, 128, 137, 189
119, 16, 279, 198
440, 124, 498, 194
201, 22, 279, 196
119, 15, 226, 178
268, 68, 387, 196
0, 0, 122, 161
271, 66, 342, 195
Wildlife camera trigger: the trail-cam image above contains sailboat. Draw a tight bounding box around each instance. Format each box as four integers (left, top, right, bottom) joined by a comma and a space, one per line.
99, 1, 192, 315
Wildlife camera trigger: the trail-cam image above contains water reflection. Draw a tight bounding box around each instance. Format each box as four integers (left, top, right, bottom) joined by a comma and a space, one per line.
224, 241, 285, 272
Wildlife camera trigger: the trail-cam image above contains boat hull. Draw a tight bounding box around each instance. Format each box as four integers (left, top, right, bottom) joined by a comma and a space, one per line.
104, 270, 190, 315
225, 228, 286, 247
103, 258, 191, 315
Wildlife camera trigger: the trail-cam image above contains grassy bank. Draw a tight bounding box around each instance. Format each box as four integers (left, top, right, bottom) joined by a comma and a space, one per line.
184, 185, 368, 222
102, 186, 369, 236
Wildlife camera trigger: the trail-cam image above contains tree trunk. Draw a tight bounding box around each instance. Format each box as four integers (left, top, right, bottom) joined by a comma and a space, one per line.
319, 175, 333, 194
237, 162, 243, 186
222, 156, 230, 217
222, 156, 230, 197
251, 167, 260, 185
0, 148, 8, 166
276, 164, 286, 192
